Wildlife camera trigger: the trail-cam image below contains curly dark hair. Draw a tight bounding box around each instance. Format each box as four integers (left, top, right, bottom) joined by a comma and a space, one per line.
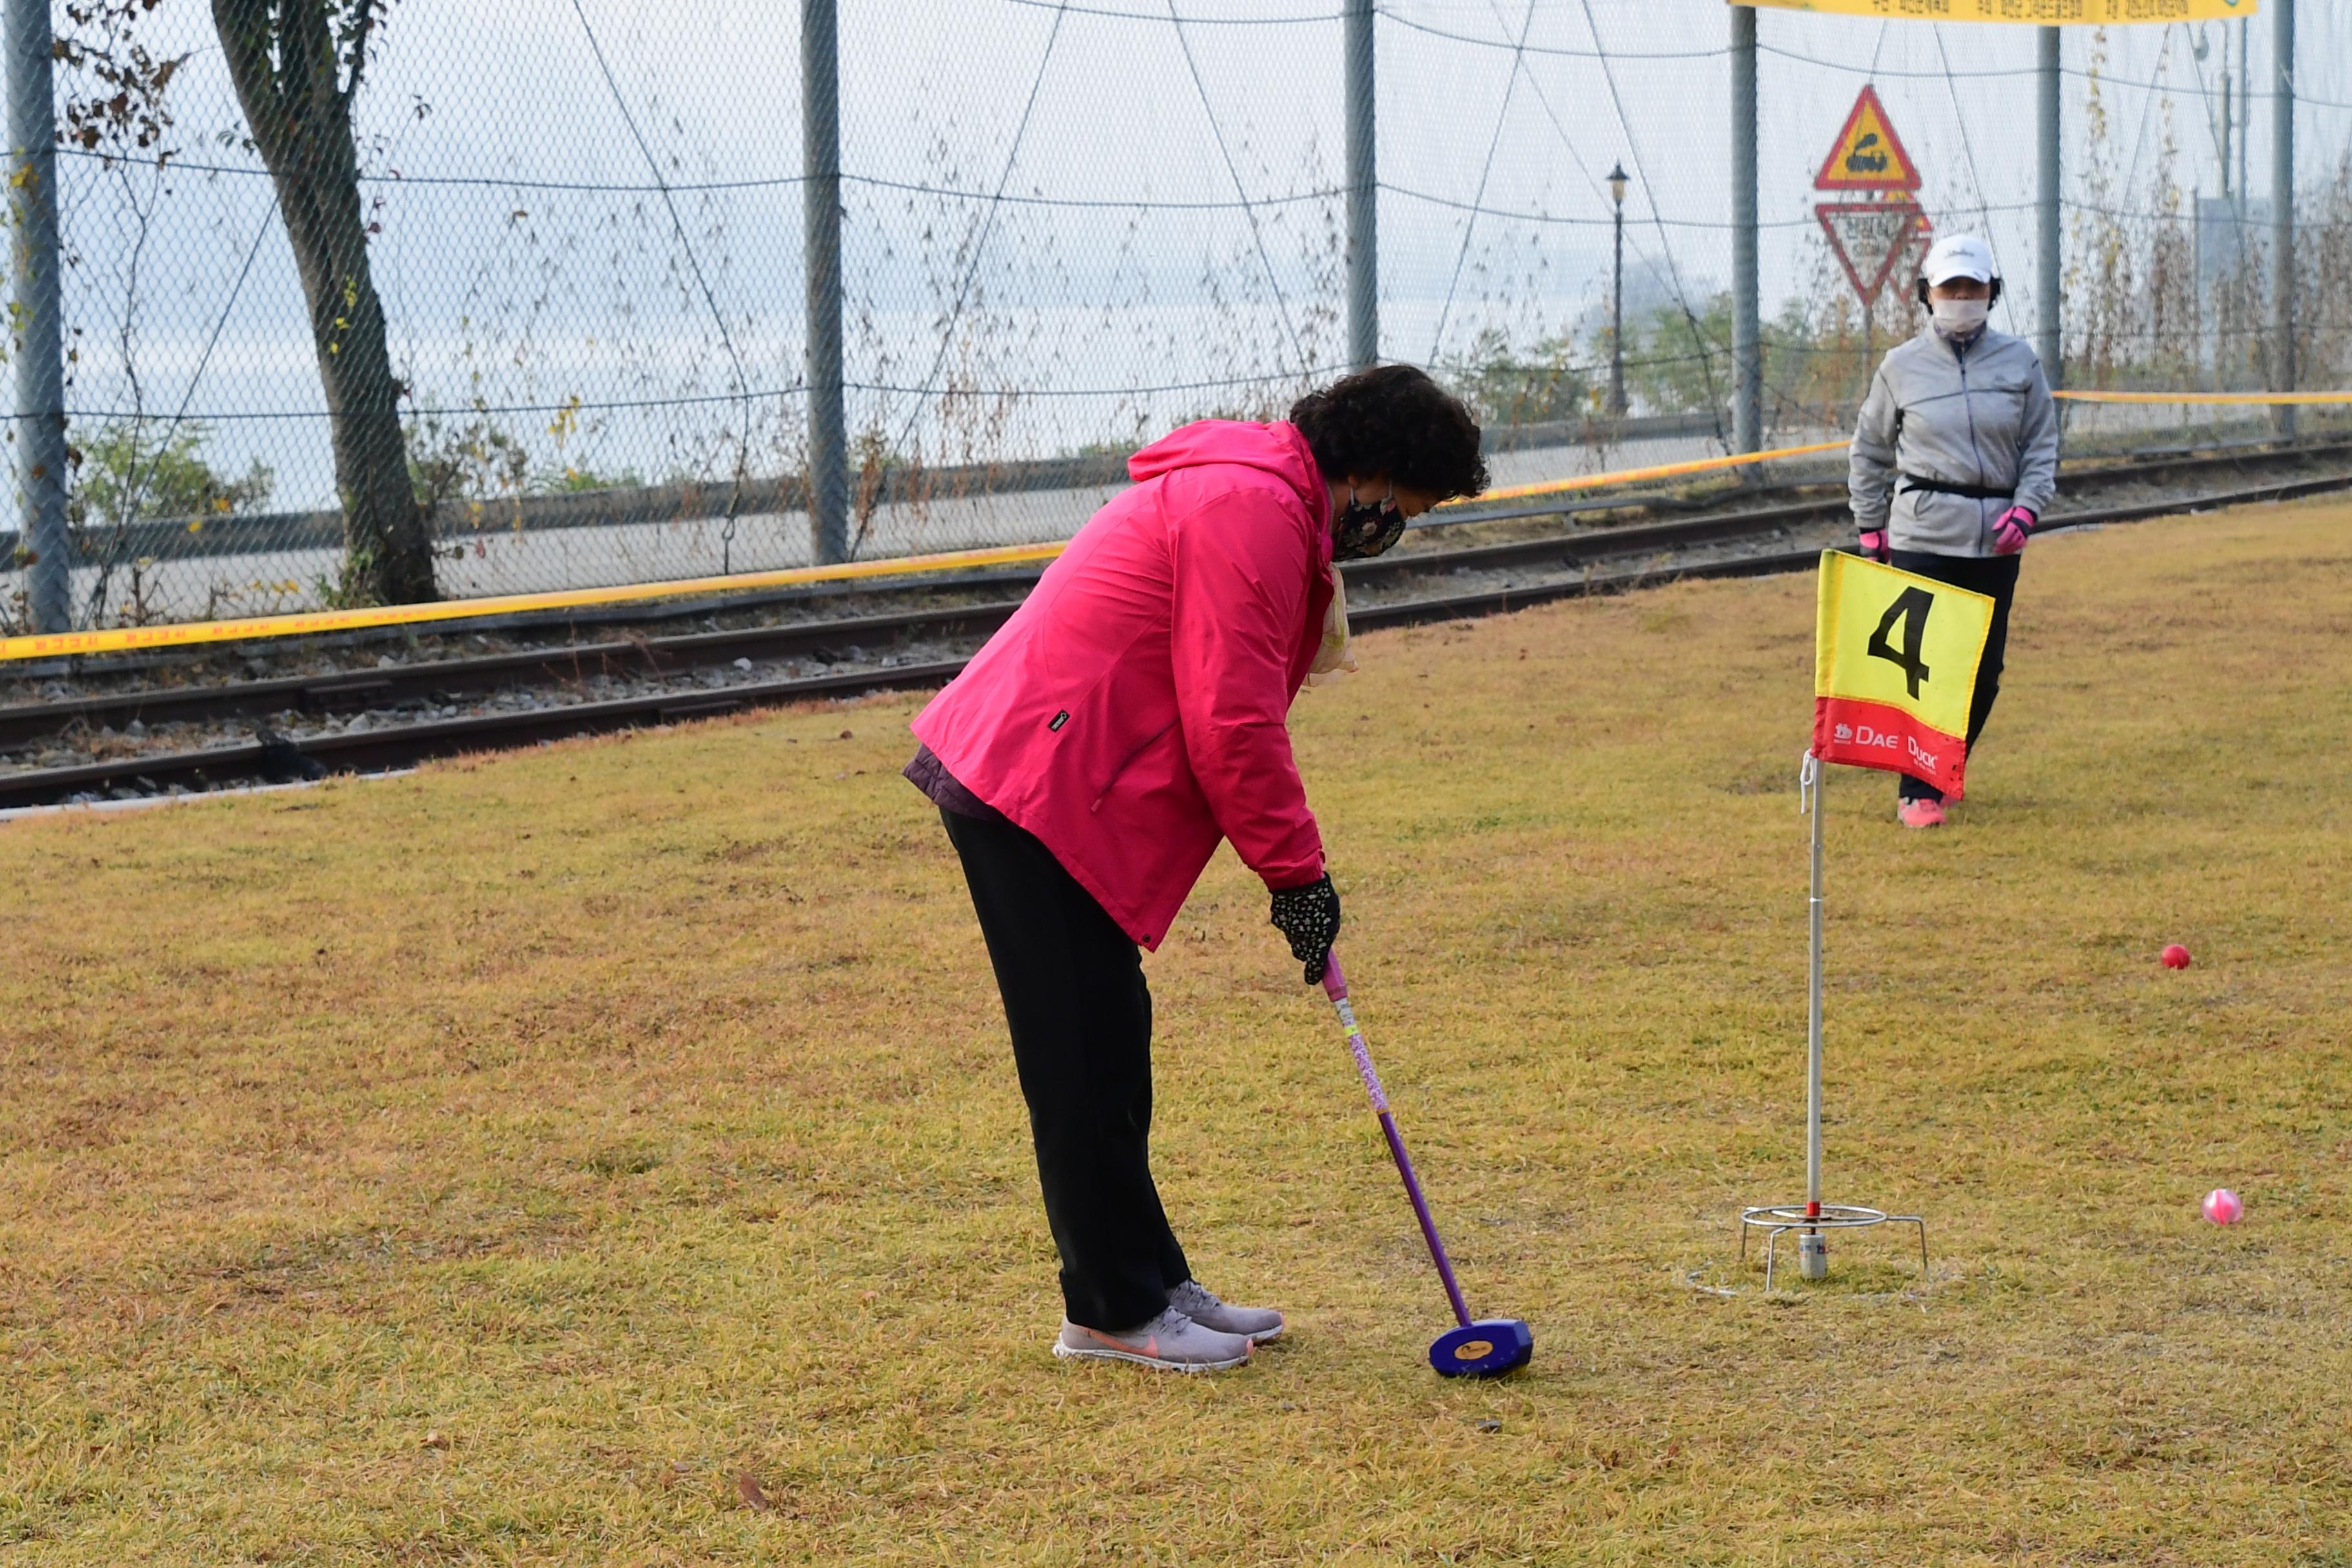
1288, 364, 1488, 501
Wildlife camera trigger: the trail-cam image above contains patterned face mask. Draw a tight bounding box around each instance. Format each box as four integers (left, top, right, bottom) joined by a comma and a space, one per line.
1331, 485, 1406, 560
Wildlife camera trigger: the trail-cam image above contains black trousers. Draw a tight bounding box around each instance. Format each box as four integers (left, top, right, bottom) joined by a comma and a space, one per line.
1888, 549, 2022, 804
940, 808, 1191, 1329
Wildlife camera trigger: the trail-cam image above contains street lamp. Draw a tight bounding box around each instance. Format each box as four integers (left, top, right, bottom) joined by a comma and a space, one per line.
1607, 162, 1630, 418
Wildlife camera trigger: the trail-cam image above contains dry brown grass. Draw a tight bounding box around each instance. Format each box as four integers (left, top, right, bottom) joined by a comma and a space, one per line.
5, 498, 2351, 1565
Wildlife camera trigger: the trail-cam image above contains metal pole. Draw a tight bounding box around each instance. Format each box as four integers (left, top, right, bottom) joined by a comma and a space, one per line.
2194, 183, 2208, 391
2270, 0, 2295, 440
1805, 754, 1824, 1219
1610, 201, 1625, 417
1729, 4, 1759, 455
2219, 28, 2232, 204
1801, 751, 1827, 1279
2036, 26, 2063, 391
1344, 0, 1377, 371
803, 0, 848, 564
8, 0, 69, 633
2238, 17, 2249, 230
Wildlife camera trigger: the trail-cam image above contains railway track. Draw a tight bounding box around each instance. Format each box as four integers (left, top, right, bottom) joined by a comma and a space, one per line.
5, 438, 2348, 811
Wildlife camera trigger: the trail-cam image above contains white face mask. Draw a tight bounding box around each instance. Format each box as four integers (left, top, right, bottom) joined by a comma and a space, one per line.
1930, 296, 1990, 338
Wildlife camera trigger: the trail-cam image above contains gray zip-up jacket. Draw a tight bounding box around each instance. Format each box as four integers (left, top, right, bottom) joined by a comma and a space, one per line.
1850, 324, 2059, 558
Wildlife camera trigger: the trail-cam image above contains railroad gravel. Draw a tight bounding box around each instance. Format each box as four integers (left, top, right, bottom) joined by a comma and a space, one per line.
3, 638, 975, 785
7, 435, 2347, 804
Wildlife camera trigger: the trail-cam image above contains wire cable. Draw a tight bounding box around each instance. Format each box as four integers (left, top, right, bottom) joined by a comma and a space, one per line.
70, 364, 1369, 422
2117, 27, 2173, 219
1464, 0, 1721, 409
1428, 0, 1538, 363
82, 190, 282, 627
570, 0, 753, 570
1165, 0, 1306, 370
1003, 0, 1340, 21
1378, 9, 1723, 61
1578, 0, 1726, 451
1930, 23, 2014, 333
1381, 182, 1821, 228
2182, 21, 2233, 190
876, 1, 1072, 553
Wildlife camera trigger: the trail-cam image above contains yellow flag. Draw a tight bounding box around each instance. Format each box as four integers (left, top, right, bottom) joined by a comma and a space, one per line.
1814, 551, 1995, 798
1735, 0, 2255, 22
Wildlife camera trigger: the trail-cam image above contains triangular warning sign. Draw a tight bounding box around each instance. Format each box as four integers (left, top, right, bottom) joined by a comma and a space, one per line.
1817, 201, 1928, 304
1815, 85, 1920, 193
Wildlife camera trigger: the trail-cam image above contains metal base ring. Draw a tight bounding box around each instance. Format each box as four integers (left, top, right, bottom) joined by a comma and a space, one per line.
1737, 1202, 1928, 1291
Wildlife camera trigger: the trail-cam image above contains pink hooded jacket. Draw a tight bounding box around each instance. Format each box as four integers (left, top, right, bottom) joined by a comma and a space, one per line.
910, 420, 1335, 950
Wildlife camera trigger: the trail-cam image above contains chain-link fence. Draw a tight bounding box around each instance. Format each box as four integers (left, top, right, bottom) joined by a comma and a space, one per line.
8, 0, 2350, 632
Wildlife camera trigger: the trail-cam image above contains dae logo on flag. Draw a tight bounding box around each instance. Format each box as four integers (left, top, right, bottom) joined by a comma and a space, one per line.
1814, 551, 1994, 799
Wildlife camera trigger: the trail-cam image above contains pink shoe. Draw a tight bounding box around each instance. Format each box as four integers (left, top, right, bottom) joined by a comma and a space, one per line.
1897, 798, 1946, 830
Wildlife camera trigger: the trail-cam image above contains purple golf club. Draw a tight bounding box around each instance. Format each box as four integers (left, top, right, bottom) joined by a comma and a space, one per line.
1321, 951, 1533, 1378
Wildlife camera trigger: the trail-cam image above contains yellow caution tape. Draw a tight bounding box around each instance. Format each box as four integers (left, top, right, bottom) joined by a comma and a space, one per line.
13, 389, 2337, 666
1736, 0, 2257, 21
1455, 437, 1852, 507
10, 436, 1865, 663
2054, 389, 2352, 406
0, 540, 1070, 663
26, 398, 2324, 665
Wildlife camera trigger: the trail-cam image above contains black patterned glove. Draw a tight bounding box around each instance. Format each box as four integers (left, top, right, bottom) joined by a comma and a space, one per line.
1269, 874, 1342, 985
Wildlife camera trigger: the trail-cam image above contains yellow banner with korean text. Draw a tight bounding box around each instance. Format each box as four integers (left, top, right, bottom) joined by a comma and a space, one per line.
1814, 551, 1995, 799
1734, 0, 2255, 23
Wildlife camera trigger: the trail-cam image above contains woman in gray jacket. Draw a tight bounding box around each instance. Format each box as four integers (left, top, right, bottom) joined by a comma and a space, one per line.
1850, 233, 2060, 829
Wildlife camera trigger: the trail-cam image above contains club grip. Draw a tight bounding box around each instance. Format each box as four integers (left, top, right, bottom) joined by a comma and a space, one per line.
1320, 950, 1348, 1002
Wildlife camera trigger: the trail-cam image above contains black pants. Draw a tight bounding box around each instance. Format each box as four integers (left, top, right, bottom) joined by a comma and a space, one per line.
941, 808, 1190, 1329
1886, 550, 2021, 803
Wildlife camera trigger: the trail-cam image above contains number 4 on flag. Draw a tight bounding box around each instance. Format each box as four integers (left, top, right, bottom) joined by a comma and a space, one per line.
1812, 553, 1995, 799
1865, 586, 1934, 699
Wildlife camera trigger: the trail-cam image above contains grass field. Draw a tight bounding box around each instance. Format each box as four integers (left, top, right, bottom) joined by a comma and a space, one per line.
6, 498, 2351, 1565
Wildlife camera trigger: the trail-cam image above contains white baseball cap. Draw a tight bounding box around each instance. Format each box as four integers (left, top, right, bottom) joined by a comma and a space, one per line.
1923, 233, 1996, 285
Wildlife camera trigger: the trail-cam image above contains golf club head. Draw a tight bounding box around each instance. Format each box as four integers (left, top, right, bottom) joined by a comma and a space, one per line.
1429, 1318, 1534, 1378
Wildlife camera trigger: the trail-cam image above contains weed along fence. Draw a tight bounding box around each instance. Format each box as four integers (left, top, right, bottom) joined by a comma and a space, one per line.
6, 1, 2351, 635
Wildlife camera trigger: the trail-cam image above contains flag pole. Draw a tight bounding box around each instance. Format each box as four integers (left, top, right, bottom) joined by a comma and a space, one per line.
1805, 752, 1824, 1215
1740, 555, 1934, 1293
1802, 751, 1828, 1277
1740, 747, 1926, 1289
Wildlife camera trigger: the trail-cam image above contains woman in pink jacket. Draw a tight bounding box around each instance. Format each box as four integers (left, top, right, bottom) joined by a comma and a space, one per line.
906, 366, 1487, 1373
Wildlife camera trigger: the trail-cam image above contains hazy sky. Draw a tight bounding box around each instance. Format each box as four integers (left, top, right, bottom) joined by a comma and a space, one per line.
46, 0, 2352, 502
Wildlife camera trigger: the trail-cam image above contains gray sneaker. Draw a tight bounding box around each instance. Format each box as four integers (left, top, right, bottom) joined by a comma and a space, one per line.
1168, 1278, 1285, 1343
1053, 1307, 1253, 1372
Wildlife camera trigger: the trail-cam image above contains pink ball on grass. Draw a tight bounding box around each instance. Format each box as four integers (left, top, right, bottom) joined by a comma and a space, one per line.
2161, 944, 2192, 970
2202, 1188, 2242, 1226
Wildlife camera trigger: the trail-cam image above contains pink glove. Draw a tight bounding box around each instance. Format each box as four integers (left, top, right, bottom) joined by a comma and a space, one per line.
1856, 528, 1890, 564
1992, 506, 2035, 555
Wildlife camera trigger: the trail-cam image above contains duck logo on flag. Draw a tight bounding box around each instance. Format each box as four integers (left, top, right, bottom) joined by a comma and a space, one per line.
1813, 551, 1995, 799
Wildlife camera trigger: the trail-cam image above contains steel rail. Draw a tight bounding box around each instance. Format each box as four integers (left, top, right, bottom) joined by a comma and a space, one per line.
0, 493, 1821, 751
0, 601, 1025, 749
5, 467, 2347, 811
1419, 433, 2352, 531
19, 431, 2344, 686
12, 436, 2342, 750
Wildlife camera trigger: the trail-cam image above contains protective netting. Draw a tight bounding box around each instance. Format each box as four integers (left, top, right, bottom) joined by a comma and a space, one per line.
10, 0, 2351, 630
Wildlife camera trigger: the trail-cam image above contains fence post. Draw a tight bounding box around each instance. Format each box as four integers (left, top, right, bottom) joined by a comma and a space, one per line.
8, 0, 69, 632
803, 0, 849, 564
1729, 3, 1759, 455
2270, 0, 2294, 440
2036, 26, 2062, 391
1344, 0, 1376, 371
